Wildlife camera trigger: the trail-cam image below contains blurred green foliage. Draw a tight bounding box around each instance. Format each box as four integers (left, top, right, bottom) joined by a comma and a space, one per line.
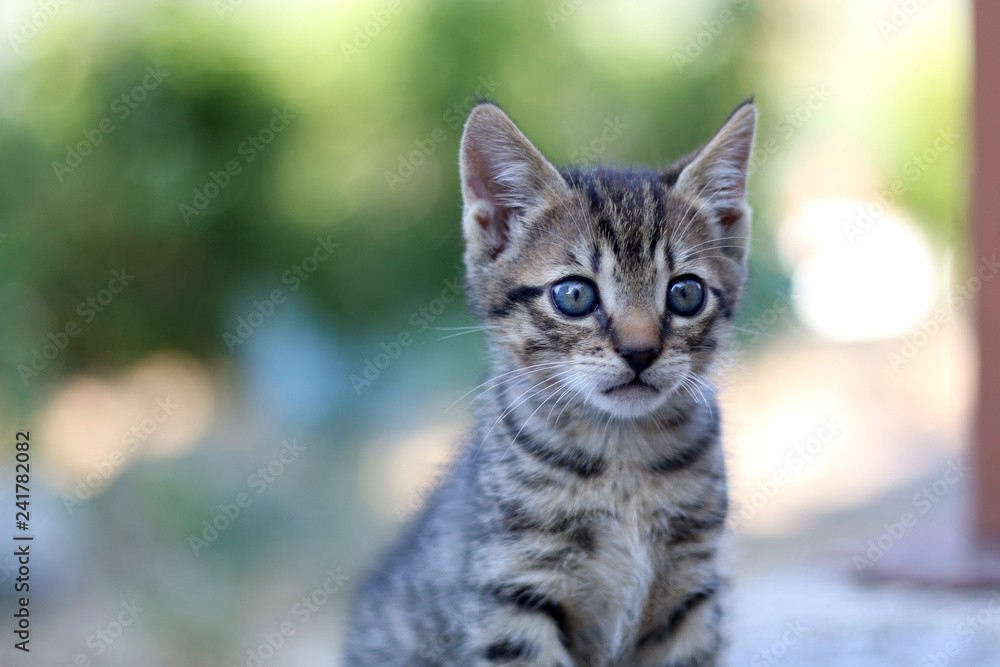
0, 0, 966, 403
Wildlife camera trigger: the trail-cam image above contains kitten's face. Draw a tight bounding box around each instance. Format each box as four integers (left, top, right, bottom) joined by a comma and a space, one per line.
460, 103, 756, 421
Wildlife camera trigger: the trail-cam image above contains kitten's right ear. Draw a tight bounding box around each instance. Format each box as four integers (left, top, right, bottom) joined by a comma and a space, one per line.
459, 103, 565, 259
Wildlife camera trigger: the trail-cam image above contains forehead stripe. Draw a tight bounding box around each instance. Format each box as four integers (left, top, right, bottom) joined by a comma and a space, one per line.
590, 243, 601, 273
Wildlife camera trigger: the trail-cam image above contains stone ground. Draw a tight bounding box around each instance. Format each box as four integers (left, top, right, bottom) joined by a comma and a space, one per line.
728, 563, 1000, 667
726, 490, 1000, 667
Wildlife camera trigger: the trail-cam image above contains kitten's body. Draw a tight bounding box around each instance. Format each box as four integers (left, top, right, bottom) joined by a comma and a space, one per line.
345, 102, 756, 666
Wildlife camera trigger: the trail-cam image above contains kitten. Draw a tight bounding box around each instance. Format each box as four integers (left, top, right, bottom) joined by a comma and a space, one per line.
344, 99, 756, 666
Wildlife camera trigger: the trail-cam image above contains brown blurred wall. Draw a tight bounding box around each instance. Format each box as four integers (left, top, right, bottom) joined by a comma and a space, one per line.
974, 0, 1000, 549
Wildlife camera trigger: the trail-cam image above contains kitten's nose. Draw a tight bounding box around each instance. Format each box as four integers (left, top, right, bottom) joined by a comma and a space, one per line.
617, 347, 661, 374
612, 311, 661, 374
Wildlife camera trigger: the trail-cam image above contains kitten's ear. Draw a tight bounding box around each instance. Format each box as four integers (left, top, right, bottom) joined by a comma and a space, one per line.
673, 100, 757, 232
459, 103, 566, 259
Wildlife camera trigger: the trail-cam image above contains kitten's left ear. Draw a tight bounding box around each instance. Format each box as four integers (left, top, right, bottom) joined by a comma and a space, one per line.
674, 100, 757, 233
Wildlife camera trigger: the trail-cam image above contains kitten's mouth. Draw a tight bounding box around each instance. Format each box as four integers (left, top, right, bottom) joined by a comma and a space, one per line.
603, 378, 659, 397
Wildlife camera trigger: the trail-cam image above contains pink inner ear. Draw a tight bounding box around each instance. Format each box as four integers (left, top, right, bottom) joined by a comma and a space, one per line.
466, 171, 500, 232
468, 171, 492, 201
485, 203, 511, 257
464, 158, 512, 254
717, 208, 744, 227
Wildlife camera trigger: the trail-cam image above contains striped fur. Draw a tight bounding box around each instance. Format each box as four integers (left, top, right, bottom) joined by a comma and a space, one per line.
344, 100, 756, 666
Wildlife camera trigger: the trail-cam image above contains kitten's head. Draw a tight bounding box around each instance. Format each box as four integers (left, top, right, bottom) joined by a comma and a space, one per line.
459, 101, 756, 421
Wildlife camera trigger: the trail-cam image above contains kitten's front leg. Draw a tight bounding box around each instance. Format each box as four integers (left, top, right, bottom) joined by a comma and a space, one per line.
630, 587, 722, 667
466, 584, 576, 667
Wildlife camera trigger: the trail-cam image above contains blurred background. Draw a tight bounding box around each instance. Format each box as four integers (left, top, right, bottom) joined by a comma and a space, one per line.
0, 0, 991, 664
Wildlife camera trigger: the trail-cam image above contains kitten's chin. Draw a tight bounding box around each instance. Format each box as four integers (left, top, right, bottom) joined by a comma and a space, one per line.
589, 379, 673, 419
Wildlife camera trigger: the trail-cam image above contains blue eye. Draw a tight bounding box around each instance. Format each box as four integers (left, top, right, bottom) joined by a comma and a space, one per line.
667, 276, 705, 316
551, 278, 598, 317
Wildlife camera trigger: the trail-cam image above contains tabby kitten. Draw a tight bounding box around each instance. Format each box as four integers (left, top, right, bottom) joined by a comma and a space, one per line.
344, 99, 756, 666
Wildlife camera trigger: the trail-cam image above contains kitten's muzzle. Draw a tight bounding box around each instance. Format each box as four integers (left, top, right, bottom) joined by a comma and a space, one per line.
616, 346, 661, 374
602, 377, 660, 397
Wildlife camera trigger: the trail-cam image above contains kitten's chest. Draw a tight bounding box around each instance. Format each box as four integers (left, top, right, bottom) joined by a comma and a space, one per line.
564, 475, 674, 657
494, 430, 723, 660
